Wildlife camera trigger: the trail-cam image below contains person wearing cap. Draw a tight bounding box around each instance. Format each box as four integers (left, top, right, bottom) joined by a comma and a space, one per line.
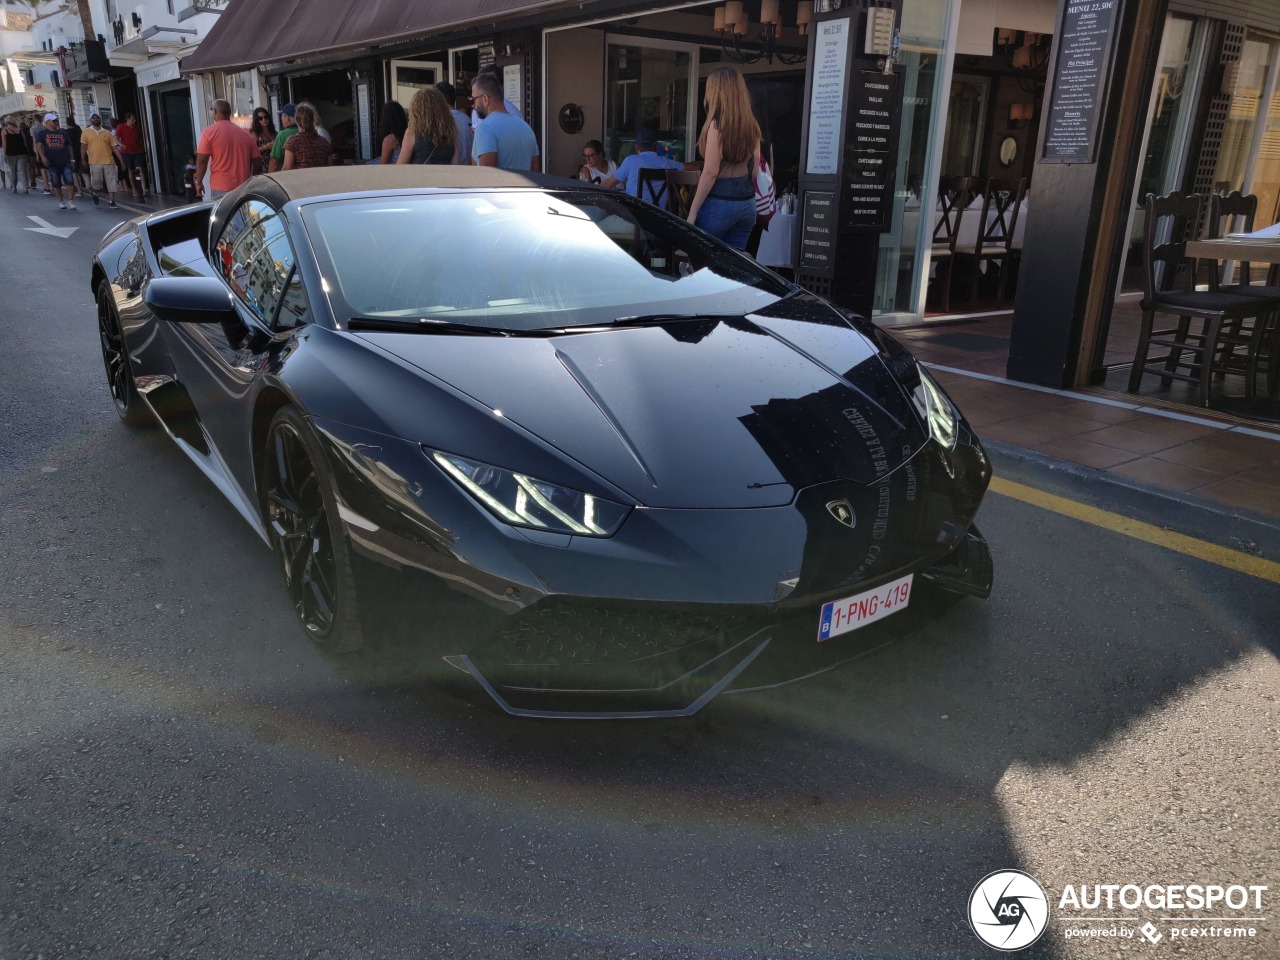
34, 113, 77, 209
195, 98, 258, 199
601, 128, 688, 206
81, 113, 125, 208
268, 102, 298, 173
113, 113, 147, 201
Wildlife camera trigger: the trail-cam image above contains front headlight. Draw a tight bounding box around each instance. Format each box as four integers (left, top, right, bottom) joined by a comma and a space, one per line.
911, 366, 958, 450
430, 451, 630, 537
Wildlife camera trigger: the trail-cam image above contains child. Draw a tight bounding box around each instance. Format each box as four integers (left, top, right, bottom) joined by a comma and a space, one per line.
183, 153, 198, 202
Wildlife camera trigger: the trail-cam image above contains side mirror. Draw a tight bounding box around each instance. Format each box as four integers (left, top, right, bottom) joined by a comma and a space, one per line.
145, 276, 237, 325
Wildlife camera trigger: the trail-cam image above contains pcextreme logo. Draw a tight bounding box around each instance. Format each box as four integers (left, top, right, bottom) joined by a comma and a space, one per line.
967, 872, 1270, 951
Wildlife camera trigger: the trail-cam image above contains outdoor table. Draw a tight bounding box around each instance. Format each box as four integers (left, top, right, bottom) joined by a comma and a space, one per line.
1185, 236, 1280, 263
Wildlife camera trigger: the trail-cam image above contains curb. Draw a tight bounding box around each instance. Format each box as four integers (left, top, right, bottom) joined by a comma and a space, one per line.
983, 438, 1280, 554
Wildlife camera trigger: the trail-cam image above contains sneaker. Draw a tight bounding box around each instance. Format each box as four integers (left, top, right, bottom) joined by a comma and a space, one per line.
91, 192, 100, 206
108, 201, 118, 209
58, 201, 67, 209
66, 200, 76, 209
42, 188, 51, 195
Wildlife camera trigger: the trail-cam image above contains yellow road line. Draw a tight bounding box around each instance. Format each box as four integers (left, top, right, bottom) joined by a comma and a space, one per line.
988, 476, 1280, 584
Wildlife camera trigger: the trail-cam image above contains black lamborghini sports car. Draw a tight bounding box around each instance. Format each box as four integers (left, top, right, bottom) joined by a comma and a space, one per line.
92, 167, 992, 717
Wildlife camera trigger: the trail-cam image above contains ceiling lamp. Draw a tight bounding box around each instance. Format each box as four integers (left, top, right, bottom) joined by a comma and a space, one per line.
717, 1, 806, 65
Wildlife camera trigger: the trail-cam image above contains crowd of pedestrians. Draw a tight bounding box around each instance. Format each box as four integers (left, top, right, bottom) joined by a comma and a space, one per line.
0, 62, 767, 259
0, 108, 151, 211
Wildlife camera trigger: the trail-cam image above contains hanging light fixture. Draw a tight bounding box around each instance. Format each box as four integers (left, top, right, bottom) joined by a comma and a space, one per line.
719, 0, 806, 65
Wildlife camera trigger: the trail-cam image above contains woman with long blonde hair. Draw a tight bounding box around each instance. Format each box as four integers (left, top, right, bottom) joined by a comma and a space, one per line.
397, 87, 459, 165
686, 65, 761, 251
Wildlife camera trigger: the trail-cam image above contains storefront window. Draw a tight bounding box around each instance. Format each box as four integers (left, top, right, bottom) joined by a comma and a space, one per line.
873, 0, 951, 316
1235, 37, 1280, 229
224, 69, 255, 125
605, 41, 694, 164
1117, 15, 1209, 293
1213, 37, 1274, 199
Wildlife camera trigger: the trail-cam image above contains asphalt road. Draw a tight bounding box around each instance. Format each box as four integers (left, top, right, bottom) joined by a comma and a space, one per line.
1, 191, 1277, 960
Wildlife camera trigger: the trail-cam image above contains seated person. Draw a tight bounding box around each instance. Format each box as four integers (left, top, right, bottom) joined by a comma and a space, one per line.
601, 128, 698, 205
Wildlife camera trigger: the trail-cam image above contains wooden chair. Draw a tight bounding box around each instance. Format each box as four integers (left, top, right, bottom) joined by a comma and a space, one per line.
930, 176, 977, 313
637, 168, 672, 209
665, 169, 701, 218
1207, 191, 1280, 399
1128, 192, 1269, 406
952, 177, 1027, 307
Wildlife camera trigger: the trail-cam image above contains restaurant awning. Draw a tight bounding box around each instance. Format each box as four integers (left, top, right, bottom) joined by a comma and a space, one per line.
181, 0, 581, 74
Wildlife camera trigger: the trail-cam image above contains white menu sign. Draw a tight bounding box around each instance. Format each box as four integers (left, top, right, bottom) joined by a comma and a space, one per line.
806, 17, 851, 175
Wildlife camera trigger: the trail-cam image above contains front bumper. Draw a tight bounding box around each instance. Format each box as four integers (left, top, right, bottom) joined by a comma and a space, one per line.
314, 417, 993, 717
441, 523, 992, 719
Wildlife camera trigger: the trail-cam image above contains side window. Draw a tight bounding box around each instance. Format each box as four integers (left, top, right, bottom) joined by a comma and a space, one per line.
247, 233, 309, 330
215, 199, 304, 327
273, 267, 310, 330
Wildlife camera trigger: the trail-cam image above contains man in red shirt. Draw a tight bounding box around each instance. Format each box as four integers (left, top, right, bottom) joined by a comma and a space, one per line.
194, 99, 259, 199
113, 112, 147, 201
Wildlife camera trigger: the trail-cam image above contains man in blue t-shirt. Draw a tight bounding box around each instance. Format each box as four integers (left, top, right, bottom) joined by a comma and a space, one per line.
34, 113, 77, 209
603, 129, 689, 205
471, 73, 540, 172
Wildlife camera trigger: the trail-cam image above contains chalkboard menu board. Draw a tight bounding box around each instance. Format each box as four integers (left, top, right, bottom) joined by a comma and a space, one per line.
800, 191, 838, 275
1042, 0, 1121, 163
842, 71, 900, 230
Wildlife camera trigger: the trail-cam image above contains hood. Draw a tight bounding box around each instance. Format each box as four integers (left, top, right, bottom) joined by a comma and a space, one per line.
355, 303, 927, 508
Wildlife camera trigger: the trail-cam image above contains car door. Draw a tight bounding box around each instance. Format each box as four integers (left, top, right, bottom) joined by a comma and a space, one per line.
160, 197, 310, 499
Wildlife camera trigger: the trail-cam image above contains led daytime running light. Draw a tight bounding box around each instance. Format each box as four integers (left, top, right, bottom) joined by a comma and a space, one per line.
430, 451, 629, 537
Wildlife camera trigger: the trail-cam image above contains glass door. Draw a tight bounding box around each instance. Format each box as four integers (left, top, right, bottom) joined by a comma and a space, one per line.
604, 38, 696, 165
390, 57, 445, 111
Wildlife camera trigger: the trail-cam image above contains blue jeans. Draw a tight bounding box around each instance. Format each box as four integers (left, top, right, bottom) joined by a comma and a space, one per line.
695, 195, 755, 251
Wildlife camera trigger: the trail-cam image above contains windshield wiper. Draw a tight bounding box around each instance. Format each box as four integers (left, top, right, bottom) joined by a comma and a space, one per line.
348, 316, 515, 336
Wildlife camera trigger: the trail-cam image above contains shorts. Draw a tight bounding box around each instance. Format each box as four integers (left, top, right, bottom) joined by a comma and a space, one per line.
47, 163, 75, 188
90, 163, 119, 192
122, 153, 145, 172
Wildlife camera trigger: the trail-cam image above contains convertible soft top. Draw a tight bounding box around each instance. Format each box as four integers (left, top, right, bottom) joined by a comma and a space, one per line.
257, 165, 585, 203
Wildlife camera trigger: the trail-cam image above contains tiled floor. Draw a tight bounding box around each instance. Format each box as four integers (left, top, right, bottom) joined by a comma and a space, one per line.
896, 311, 1280, 523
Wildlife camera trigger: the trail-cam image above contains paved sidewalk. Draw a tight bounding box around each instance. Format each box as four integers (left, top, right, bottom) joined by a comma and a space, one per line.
896, 316, 1280, 526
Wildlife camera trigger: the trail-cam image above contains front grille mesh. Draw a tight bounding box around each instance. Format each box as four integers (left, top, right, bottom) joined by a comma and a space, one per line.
486, 600, 755, 666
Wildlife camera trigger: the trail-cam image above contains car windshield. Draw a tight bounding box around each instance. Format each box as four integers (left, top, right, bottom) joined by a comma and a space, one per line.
301, 189, 792, 331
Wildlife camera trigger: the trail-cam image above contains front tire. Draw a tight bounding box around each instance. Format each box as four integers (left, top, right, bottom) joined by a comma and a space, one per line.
261, 406, 364, 653
97, 282, 149, 427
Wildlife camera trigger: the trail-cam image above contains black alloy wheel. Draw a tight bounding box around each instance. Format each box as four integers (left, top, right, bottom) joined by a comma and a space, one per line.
97, 282, 149, 427
262, 406, 364, 652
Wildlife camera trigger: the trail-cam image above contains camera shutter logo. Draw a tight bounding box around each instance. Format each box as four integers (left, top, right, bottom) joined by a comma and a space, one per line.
968, 870, 1050, 951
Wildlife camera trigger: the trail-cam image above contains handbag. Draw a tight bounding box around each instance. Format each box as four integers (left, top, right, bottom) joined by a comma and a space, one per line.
754, 153, 777, 227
